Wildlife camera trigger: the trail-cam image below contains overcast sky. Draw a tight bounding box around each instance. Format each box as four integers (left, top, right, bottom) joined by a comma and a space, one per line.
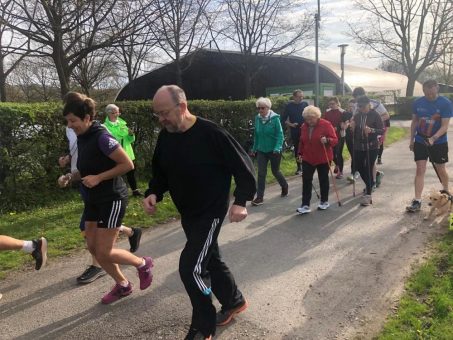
301, 0, 381, 70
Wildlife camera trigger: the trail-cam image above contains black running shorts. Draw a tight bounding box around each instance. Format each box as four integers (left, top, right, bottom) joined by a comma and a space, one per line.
84, 198, 127, 229
413, 141, 449, 164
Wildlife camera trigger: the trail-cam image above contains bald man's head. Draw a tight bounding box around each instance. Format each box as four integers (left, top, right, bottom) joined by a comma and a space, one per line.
154, 85, 186, 105
152, 85, 194, 133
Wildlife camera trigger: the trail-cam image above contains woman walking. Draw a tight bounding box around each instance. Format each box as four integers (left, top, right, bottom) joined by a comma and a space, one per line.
250, 97, 288, 206
349, 96, 385, 206
61, 92, 153, 304
104, 104, 143, 197
323, 97, 346, 179
296, 106, 338, 214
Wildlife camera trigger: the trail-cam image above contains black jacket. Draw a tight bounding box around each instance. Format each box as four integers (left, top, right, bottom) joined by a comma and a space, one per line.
77, 121, 128, 203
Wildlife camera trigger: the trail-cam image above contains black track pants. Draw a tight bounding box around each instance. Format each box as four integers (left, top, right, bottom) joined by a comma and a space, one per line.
179, 216, 243, 336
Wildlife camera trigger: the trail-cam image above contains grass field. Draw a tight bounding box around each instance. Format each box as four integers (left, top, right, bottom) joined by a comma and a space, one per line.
0, 126, 408, 278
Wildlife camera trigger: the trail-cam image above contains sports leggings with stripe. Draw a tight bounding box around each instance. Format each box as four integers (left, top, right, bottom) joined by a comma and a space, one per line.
179, 215, 244, 336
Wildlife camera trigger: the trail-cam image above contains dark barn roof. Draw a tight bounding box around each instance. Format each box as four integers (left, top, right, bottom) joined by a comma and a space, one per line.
115, 49, 342, 101
116, 49, 422, 100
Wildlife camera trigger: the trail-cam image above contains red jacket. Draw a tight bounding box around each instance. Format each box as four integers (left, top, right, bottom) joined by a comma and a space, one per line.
323, 108, 344, 139
298, 118, 338, 166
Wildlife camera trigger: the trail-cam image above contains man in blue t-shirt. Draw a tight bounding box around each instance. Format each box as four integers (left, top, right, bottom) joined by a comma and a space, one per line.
280, 89, 308, 175
406, 80, 453, 212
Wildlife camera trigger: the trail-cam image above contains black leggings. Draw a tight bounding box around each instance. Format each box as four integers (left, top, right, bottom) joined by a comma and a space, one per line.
301, 161, 330, 205
378, 143, 384, 158
355, 149, 378, 195
334, 137, 345, 173
126, 167, 138, 191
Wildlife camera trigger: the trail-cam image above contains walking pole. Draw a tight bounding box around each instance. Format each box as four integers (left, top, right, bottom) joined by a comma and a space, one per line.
365, 131, 373, 204
322, 142, 342, 206
312, 181, 321, 199
300, 162, 320, 199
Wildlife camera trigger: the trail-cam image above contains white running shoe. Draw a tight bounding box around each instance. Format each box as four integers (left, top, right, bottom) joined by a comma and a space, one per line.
354, 171, 360, 179
317, 201, 330, 210
297, 205, 311, 214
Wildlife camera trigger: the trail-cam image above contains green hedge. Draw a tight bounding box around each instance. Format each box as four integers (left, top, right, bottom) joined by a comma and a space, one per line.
0, 97, 291, 213
1, 94, 435, 213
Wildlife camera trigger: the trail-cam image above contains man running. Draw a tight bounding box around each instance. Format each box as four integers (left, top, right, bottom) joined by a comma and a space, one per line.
143, 85, 256, 340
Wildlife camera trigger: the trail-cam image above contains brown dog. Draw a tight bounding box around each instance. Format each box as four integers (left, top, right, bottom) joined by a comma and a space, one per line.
424, 190, 453, 225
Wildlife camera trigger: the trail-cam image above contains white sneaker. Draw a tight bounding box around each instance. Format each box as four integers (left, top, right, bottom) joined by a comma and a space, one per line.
317, 201, 330, 210
296, 205, 311, 214
354, 171, 360, 179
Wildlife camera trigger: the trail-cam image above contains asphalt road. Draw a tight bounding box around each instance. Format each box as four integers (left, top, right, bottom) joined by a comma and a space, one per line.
0, 125, 449, 340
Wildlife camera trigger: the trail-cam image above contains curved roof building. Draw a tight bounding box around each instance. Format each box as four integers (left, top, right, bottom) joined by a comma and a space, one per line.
116, 49, 422, 101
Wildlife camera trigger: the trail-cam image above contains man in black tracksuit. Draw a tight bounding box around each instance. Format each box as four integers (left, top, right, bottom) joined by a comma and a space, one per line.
143, 85, 256, 340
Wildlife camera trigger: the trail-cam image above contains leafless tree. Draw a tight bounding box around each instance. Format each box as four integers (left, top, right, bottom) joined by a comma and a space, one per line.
209, 0, 313, 97
72, 50, 119, 96
0, 1, 30, 102
378, 59, 405, 75
349, 0, 453, 96
432, 35, 453, 86
112, 1, 161, 82
9, 57, 60, 102
1, 0, 150, 97
150, 0, 212, 86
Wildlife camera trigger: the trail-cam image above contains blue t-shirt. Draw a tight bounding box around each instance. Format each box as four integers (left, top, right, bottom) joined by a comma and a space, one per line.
413, 96, 453, 144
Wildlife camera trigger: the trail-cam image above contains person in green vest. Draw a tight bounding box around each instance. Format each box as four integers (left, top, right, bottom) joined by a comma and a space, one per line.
104, 104, 143, 197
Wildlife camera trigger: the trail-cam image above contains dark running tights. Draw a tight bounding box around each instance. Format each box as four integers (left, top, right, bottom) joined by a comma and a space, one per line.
126, 168, 138, 191
355, 149, 378, 195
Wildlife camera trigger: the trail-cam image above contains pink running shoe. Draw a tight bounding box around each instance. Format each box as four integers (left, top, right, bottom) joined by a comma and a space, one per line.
101, 282, 132, 304
137, 257, 154, 290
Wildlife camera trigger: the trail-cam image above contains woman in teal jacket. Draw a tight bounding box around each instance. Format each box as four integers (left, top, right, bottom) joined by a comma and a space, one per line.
104, 104, 142, 196
250, 97, 288, 205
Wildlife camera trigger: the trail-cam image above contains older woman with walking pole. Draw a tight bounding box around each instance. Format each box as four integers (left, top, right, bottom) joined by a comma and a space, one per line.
296, 106, 338, 215
349, 96, 384, 206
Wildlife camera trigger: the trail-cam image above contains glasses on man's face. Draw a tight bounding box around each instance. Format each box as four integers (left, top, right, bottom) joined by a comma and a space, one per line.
152, 103, 180, 119
257, 106, 267, 110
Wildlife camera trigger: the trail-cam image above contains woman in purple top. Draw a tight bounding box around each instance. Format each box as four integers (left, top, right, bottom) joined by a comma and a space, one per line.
60, 92, 154, 304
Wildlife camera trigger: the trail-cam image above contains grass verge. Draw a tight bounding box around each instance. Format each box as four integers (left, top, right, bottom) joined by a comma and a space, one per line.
378, 232, 453, 339
0, 126, 408, 278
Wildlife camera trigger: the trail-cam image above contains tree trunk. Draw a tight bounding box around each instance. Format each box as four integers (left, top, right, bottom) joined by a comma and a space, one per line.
244, 55, 252, 98
53, 46, 70, 98
0, 77, 6, 102
406, 76, 416, 97
0, 55, 6, 102
175, 57, 183, 87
